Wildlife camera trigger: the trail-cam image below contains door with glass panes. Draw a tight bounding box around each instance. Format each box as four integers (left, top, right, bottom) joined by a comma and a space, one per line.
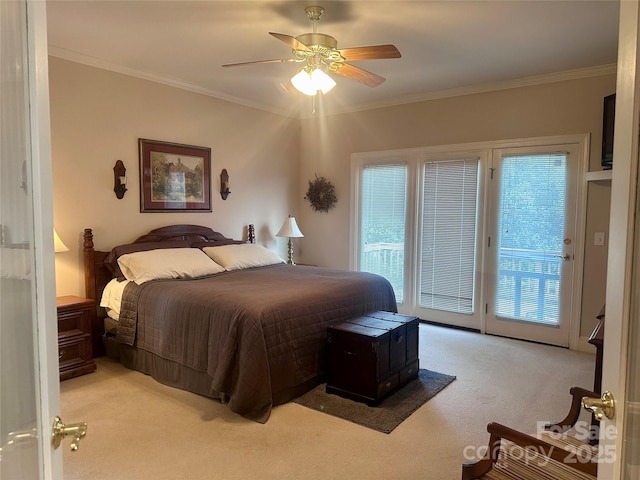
485, 144, 580, 346
1, 0, 63, 477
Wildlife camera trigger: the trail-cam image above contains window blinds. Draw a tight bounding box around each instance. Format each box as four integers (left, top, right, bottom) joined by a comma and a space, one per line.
420, 158, 479, 314
360, 164, 407, 303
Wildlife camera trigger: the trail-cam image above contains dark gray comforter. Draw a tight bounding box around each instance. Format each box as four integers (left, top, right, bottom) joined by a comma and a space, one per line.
117, 264, 397, 422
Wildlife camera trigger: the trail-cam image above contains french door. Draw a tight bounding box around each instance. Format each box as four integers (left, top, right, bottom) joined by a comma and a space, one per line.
598, 2, 640, 477
353, 137, 585, 340
485, 144, 581, 346
0, 1, 62, 477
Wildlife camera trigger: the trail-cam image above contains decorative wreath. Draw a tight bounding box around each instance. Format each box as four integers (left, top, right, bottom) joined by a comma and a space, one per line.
304, 174, 337, 213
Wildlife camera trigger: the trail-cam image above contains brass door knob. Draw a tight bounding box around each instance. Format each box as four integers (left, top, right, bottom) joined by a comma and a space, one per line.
52, 416, 87, 451
582, 390, 615, 420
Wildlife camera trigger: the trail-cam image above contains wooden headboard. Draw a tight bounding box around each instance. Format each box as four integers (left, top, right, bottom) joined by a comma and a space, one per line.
83, 224, 239, 357
83, 224, 237, 304
83, 228, 111, 304
132, 224, 234, 244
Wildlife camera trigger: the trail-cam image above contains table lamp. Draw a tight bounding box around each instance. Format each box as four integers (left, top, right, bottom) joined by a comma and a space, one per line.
53, 229, 69, 253
276, 216, 304, 265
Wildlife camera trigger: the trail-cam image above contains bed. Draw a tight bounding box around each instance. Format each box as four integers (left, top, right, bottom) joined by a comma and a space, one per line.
83, 225, 397, 422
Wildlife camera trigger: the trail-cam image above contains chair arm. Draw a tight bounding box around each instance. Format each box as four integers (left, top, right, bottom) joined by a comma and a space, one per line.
461, 426, 503, 480
489, 422, 597, 477
544, 386, 599, 432
461, 422, 598, 479
461, 457, 494, 480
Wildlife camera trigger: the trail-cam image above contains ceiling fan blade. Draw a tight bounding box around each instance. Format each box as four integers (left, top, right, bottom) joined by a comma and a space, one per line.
269, 32, 310, 51
222, 58, 299, 68
338, 44, 401, 61
334, 63, 386, 88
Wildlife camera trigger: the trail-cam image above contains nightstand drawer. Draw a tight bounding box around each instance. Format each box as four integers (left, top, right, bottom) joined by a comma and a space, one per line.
59, 336, 90, 367
57, 295, 96, 380
58, 309, 90, 339
59, 335, 95, 380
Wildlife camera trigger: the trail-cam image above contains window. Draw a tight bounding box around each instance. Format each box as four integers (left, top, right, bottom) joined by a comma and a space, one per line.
420, 158, 479, 314
360, 164, 407, 302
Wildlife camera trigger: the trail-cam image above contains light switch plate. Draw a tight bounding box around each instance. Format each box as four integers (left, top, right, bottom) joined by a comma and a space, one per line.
594, 232, 606, 246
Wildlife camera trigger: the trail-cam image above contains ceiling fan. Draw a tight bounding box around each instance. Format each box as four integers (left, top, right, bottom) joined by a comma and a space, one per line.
222, 5, 401, 96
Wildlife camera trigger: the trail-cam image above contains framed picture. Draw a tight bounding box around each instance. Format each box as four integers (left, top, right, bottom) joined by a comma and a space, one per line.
139, 139, 211, 212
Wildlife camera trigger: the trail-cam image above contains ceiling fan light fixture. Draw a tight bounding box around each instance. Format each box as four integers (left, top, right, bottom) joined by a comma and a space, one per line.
312, 68, 336, 94
223, 6, 400, 97
291, 69, 316, 95
291, 67, 336, 96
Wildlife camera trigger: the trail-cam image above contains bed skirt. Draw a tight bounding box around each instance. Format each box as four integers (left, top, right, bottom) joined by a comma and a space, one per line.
119, 345, 323, 421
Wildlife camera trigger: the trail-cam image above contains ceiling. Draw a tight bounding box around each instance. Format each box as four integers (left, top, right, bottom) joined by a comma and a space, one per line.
46, 1, 620, 117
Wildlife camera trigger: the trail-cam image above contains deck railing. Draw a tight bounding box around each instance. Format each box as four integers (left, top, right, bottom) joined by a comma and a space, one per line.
361, 243, 561, 323
361, 243, 404, 302
496, 248, 562, 324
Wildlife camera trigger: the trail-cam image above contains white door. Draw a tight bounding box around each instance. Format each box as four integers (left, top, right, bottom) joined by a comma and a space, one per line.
597, 2, 640, 478
485, 143, 581, 346
1, 1, 62, 478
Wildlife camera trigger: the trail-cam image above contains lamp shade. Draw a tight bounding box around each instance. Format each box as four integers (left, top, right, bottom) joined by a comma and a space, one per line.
276, 217, 304, 238
53, 229, 69, 253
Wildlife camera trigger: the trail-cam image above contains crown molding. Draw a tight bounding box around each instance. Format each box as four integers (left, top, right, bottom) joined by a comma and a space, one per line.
315, 63, 618, 117
47, 46, 298, 118
49, 45, 615, 120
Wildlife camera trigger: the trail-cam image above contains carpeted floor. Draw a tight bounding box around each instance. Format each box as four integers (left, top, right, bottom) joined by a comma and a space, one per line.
60, 323, 595, 480
293, 369, 456, 433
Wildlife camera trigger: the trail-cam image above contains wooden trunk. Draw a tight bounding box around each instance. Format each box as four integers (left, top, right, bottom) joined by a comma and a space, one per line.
326, 311, 419, 405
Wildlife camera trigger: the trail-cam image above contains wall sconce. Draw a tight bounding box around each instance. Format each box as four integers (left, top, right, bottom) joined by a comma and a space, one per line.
220, 168, 230, 200
113, 160, 127, 199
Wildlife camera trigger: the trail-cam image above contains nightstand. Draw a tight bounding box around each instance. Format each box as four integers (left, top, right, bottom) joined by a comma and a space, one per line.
57, 295, 97, 380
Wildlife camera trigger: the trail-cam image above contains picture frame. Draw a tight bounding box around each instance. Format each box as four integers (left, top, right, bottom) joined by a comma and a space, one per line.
139, 139, 211, 212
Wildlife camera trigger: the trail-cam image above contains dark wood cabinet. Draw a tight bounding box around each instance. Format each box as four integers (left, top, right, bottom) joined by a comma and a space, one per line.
588, 306, 605, 394
326, 311, 419, 405
57, 295, 97, 380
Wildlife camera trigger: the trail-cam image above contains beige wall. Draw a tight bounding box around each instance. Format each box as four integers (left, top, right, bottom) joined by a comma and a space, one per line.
50, 56, 613, 342
50, 57, 300, 297
297, 74, 616, 339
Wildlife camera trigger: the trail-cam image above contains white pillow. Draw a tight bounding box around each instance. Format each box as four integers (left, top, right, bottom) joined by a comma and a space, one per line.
100, 278, 131, 317
202, 244, 284, 271
117, 248, 225, 285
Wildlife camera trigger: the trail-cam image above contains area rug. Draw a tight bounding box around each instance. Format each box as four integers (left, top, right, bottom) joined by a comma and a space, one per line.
293, 369, 456, 434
